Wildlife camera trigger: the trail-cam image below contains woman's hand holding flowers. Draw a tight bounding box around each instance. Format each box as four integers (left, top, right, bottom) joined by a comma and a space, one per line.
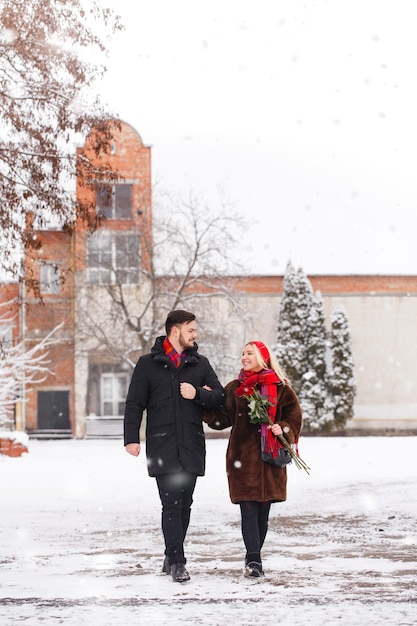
268, 423, 283, 436
239, 387, 311, 474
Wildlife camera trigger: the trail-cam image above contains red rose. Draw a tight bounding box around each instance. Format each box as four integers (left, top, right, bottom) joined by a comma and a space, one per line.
235, 384, 255, 397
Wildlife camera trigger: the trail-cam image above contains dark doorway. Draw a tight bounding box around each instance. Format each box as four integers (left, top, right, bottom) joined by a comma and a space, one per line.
37, 391, 70, 430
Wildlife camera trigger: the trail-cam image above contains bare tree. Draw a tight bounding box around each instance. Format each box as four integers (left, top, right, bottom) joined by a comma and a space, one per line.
0, 301, 62, 428
75, 189, 248, 379
0, 0, 122, 284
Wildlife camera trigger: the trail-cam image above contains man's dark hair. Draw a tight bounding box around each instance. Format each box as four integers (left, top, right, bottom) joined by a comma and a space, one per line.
165, 310, 196, 335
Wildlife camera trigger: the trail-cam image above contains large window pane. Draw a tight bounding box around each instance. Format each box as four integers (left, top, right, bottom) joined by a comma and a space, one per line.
103, 402, 113, 416
117, 377, 127, 398
96, 186, 113, 219
87, 231, 139, 285
101, 374, 128, 416
95, 184, 132, 220
102, 376, 113, 401
87, 232, 113, 284
115, 232, 140, 284
115, 185, 132, 219
40, 264, 60, 294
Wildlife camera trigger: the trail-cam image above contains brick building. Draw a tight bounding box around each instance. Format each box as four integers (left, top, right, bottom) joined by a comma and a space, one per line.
5, 120, 152, 437
1, 120, 416, 437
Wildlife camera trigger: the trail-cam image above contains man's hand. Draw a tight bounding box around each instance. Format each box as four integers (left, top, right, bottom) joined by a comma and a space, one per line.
125, 443, 141, 457
180, 382, 197, 399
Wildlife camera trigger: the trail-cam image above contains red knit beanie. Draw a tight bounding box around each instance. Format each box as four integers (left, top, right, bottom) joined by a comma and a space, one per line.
251, 341, 270, 364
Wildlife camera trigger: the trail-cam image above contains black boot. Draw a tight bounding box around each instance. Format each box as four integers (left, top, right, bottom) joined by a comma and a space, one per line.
162, 556, 170, 574
171, 562, 190, 582
245, 561, 264, 578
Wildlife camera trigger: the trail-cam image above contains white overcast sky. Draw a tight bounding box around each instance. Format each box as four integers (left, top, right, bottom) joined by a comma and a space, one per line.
96, 0, 417, 276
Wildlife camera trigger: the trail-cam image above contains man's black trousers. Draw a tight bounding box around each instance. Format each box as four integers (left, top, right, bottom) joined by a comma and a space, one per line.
156, 471, 197, 565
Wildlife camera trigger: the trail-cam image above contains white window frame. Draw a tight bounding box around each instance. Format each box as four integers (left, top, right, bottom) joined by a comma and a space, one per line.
101, 373, 129, 417
87, 231, 140, 285
40, 264, 60, 294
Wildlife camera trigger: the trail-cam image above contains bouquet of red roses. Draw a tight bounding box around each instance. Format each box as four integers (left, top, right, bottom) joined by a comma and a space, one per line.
240, 387, 310, 474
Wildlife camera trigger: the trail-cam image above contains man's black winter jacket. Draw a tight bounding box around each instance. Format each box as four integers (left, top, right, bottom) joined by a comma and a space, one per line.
124, 336, 225, 476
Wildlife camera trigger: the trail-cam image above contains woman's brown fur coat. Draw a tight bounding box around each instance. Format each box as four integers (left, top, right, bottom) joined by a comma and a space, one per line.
204, 379, 302, 504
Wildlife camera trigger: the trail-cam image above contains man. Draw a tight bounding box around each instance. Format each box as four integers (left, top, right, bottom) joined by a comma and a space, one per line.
124, 310, 225, 583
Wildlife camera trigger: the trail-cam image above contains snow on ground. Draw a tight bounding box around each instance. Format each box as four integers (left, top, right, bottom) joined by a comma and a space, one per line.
1, 436, 417, 625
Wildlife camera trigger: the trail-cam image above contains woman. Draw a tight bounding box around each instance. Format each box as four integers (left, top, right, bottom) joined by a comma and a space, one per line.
204, 341, 302, 578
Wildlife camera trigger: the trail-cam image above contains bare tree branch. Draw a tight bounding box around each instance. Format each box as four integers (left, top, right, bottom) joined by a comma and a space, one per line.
75, 188, 248, 372
0, 0, 123, 283
0, 300, 63, 426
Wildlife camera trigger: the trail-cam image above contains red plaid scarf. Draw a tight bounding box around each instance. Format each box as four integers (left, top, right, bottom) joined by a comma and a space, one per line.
236, 368, 283, 458
163, 337, 185, 368
235, 368, 280, 422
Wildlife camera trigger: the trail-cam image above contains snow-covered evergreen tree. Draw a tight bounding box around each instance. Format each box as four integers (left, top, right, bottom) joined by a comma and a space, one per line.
275, 261, 309, 394
298, 289, 333, 431
275, 263, 356, 433
327, 305, 356, 428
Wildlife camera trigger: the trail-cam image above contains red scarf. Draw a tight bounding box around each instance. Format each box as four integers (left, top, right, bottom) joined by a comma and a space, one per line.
235, 368, 280, 422
163, 337, 185, 368
236, 368, 283, 458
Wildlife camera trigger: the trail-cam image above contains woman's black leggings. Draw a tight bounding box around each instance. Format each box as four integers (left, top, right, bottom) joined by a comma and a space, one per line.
239, 500, 272, 564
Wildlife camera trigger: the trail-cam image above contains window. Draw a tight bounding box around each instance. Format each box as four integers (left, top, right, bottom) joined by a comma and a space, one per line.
0, 326, 12, 352
96, 184, 132, 220
87, 231, 112, 284
87, 231, 140, 284
40, 264, 60, 294
101, 374, 128, 416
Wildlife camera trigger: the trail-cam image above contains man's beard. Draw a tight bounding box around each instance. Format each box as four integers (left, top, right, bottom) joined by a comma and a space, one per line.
178, 332, 193, 350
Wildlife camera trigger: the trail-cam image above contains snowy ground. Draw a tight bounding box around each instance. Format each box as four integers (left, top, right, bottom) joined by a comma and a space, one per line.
1, 436, 417, 625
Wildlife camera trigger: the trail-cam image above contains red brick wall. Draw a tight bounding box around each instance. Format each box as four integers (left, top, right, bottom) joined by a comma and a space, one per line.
209, 274, 417, 295
20, 120, 154, 433
174, 274, 417, 296
308, 275, 417, 294
22, 227, 74, 430
74, 120, 153, 273
24, 230, 74, 302
0, 283, 20, 342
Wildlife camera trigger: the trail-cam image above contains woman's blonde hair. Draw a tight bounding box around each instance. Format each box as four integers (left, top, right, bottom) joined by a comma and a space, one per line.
245, 341, 290, 386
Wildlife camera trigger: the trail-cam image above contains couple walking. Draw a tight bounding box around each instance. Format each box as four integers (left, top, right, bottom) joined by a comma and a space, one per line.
124, 309, 302, 582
